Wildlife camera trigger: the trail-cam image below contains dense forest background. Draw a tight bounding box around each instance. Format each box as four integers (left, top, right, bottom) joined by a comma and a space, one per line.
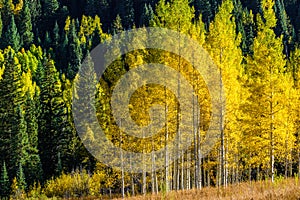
1, 0, 300, 198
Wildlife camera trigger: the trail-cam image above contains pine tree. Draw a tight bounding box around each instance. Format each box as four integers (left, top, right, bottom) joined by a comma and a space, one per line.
140, 4, 154, 27
11, 105, 30, 174
1, 0, 14, 26
44, 31, 52, 49
115, 0, 135, 29
56, 152, 62, 176
38, 57, 69, 180
17, 162, 26, 191
194, 0, 213, 28
43, 0, 59, 16
66, 21, 82, 80
29, 0, 42, 28
19, 0, 34, 48
240, 9, 255, 56
112, 15, 123, 34
0, 162, 10, 199
73, 51, 97, 144
1, 15, 21, 51
24, 91, 43, 185
0, 48, 25, 178
274, 0, 293, 57
52, 21, 60, 50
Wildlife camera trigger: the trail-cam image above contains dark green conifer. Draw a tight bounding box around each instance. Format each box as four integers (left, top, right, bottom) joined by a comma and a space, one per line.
0, 162, 10, 199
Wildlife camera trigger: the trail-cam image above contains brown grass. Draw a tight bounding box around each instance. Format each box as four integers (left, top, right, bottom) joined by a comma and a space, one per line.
113, 178, 300, 200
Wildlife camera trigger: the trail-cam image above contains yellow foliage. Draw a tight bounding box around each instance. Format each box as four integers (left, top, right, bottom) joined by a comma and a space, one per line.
43, 170, 104, 198
11, 177, 26, 200
14, 0, 23, 14
64, 16, 71, 33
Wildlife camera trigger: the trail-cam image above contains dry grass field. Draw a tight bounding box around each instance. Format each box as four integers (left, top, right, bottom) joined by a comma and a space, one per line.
113, 178, 300, 200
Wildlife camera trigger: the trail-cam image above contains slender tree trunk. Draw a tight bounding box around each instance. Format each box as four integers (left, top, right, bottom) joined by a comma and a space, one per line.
203, 168, 207, 187
141, 129, 146, 195
270, 98, 275, 183
164, 86, 170, 193
130, 155, 135, 196
120, 120, 125, 199
181, 153, 184, 190
219, 50, 225, 186
131, 174, 135, 196
270, 66, 275, 183
186, 150, 191, 190
151, 136, 155, 194
197, 105, 202, 189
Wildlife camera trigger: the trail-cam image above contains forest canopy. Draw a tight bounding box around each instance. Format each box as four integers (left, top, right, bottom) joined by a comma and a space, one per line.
1, 0, 300, 198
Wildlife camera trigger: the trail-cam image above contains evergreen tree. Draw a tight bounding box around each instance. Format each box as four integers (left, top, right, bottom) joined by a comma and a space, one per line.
112, 15, 123, 34
52, 21, 60, 50
140, 4, 154, 27
1, 0, 14, 26
0, 48, 25, 177
44, 31, 52, 49
19, 0, 34, 48
38, 57, 69, 180
11, 104, 31, 176
0, 162, 10, 199
1, 15, 21, 51
17, 162, 26, 191
242, 0, 261, 14
66, 22, 82, 80
24, 91, 43, 185
56, 152, 62, 176
274, 0, 293, 57
43, 0, 59, 16
194, 0, 213, 28
29, 0, 42, 29
59, 33, 69, 72
115, 0, 135, 29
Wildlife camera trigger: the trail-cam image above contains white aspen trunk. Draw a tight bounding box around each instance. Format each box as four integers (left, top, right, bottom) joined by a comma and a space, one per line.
142, 170, 146, 195
151, 136, 155, 194
120, 119, 125, 199
121, 153, 125, 198
181, 153, 184, 190
225, 134, 228, 187
142, 130, 146, 195
186, 150, 191, 190
130, 155, 135, 196
197, 104, 202, 189
270, 64, 275, 183
219, 50, 225, 187
151, 159, 155, 194
270, 94, 275, 183
164, 86, 170, 193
